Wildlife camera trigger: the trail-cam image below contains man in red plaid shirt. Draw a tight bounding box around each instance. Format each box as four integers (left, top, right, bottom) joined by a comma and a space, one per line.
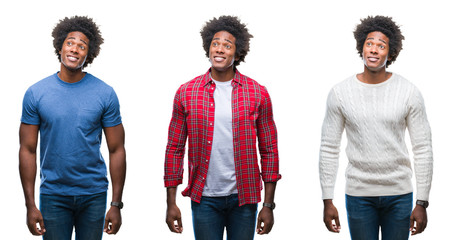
164, 15, 281, 240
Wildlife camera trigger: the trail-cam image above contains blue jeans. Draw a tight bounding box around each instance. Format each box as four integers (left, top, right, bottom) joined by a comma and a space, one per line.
346, 193, 413, 240
40, 192, 107, 240
191, 194, 257, 240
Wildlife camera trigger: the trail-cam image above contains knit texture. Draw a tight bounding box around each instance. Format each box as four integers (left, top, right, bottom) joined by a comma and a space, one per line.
319, 73, 433, 201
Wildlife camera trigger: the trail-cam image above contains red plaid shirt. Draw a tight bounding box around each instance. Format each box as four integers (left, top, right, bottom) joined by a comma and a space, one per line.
164, 69, 281, 206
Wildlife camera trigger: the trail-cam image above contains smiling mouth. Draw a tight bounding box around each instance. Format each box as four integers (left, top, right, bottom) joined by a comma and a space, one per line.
67, 55, 79, 61
367, 57, 379, 62
214, 57, 226, 62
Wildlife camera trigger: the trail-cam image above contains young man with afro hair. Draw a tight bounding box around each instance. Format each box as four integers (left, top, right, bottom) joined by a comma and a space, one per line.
164, 15, 281, 240
19, 16, 126, 239
319, 16, 433, 239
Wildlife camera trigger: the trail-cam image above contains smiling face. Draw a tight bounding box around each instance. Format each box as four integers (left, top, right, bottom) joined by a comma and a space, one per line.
362, 31, 390, 72
209, 31, 237, 73
59, 31, 89, 72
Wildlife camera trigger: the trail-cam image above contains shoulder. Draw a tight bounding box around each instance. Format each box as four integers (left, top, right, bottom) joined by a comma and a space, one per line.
181, 73, 206, 87
85, 73, 114, 90
177, 72, 209, 93
333, 75, 355, 90
30, 73, 57, 87
391, 73, 421, 96
327, 75, 355, 98
84, 73, 119, 101
25, 73, 58, 96
236, 71, 268, 92
391, 73, 413, 85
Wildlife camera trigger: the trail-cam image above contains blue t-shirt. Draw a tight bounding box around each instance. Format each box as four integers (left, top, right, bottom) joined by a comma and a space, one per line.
21, 72, 122, 196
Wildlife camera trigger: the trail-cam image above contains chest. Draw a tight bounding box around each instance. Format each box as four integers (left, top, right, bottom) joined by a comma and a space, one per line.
182, 84, 261, 122
37, 89, 105, 126
339, 87, 410, 127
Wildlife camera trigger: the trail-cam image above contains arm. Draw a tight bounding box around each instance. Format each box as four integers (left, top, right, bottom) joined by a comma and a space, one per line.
406, 88, 433, 235
256, 88, 280, 235
256, 88, 280, 183
103, 124, 126, 235
319, 89, 345, 232
164, 88, 187, 233
19, 123, 45, 236
256, 182, 276, 235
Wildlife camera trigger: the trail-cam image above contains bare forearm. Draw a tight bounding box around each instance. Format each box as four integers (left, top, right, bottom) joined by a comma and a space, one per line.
19, 149, 37, 207
167, 187, 177, 205
110, 149, 126, 202
257, 182, 277, 235
263, 182, 276, 203
19, 123, 39, 208
103, 124, 126, 235
104, 124, 126, 202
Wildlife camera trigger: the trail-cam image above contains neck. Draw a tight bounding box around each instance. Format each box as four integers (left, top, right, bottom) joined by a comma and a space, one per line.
211, 67, 235, 82
357, 66, 392, 84
58, 64, 85, 83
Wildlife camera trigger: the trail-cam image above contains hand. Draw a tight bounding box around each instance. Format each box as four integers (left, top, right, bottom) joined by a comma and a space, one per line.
410, 205, 427, 235
104, 206, 122, 234
26, 206, 46, 235
323, 200, 341, 233
256, 206, 274, 235
166, 203, 183, 233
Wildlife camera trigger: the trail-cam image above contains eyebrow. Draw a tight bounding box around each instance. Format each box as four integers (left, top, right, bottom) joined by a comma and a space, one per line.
212, 37, 233, 44
367, 37, 387, 44
67, 37, 88, 45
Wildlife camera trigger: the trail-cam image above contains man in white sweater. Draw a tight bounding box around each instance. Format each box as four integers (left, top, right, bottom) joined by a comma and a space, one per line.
319, 16, 433, 240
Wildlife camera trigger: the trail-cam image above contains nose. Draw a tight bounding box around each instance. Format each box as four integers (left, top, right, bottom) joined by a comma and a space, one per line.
369, 45, 378, 54
215, 45, 224, 53
69, 45, 78, 53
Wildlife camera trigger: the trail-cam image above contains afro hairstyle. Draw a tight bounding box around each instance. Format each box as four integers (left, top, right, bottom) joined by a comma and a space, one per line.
52, 16, 104, 68
353, 15, 404, 67
200, 15, 253, 67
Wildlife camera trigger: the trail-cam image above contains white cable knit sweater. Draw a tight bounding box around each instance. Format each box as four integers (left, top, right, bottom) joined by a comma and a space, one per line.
319, 73, 433, 201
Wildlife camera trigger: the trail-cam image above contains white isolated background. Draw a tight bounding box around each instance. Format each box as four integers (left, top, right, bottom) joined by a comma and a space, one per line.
1, 0, 450, 239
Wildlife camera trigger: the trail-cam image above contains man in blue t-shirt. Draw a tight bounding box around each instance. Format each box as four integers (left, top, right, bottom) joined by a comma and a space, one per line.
19, 16, 126, 240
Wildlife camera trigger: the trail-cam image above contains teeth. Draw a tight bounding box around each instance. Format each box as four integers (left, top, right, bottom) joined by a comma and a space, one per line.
68, 56, 78, 61
214, 57, 224, 61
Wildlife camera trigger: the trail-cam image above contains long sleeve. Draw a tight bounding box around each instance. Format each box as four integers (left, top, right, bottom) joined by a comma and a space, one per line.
406, 88, 433, 201
319, 89, 345, 200
257, 87, 281, 182
164, 88, 187, 187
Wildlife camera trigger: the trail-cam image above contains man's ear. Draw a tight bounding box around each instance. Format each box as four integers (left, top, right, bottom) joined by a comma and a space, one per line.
235, 54, 240, 63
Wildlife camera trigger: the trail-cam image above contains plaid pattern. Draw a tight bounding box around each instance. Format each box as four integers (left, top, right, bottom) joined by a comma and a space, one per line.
164, 69, 281, 206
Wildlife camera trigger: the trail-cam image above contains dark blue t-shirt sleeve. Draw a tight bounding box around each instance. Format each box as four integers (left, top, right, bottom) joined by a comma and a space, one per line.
21, 88, 40, 125
102, 89, 122, 127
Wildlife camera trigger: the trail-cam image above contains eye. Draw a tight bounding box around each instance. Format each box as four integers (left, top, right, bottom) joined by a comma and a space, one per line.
366, 42, 372, 47
67, 41, 73, 46
379, 45, 385, 49
212, 42, 218, 47
225, 45, 231, 49
80, 45, 86, 50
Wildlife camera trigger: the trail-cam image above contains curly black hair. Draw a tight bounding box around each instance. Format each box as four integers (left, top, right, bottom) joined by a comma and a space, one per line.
52, 16, 104, 68
200, 15, 253, 66
354, 16, 404, 67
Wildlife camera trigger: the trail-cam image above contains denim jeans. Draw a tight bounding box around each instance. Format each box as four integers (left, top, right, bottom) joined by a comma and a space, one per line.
40, 192, 107, 240
191, 194, 257, 240
346, 193, 413, 240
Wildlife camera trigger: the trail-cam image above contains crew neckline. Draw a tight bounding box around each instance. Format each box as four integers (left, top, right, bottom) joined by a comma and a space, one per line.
353, 73, 395, 88
54, 72, 89, 87
212, 78, 232, 85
